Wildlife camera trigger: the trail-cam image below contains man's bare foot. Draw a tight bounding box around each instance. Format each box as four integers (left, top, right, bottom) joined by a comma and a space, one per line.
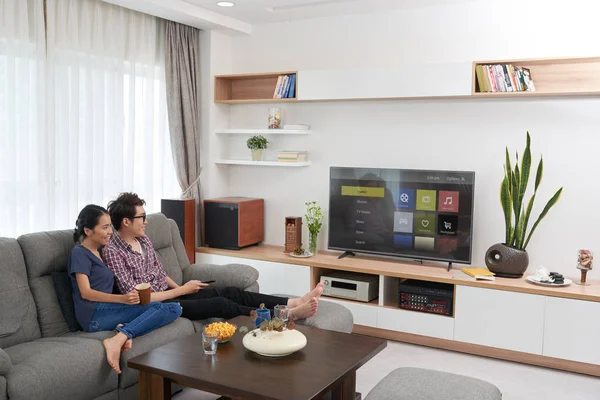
102, 333, 128, 374
290, 297, 318, 320
288, 283, 324, 308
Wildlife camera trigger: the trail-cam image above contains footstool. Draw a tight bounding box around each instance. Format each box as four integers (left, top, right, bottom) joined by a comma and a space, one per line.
192, 295, 354, 334
273, 294, 354, 333
365, 367, 502, 400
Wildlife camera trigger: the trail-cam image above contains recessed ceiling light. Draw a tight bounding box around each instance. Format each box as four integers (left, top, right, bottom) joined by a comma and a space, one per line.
217, 1, 235, 7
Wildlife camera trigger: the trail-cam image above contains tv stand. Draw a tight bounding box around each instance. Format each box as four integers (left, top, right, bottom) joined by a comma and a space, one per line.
447, 262, 452, 272
338, 251, 356, 260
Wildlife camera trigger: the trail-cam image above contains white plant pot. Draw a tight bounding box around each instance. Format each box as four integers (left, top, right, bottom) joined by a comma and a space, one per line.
251, 149, 263, 161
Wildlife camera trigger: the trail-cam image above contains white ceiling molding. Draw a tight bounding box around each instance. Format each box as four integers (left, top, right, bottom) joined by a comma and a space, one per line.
102, 0, 252, 35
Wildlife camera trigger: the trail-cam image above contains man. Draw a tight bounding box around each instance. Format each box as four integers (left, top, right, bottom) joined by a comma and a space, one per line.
102, 192, 321, 321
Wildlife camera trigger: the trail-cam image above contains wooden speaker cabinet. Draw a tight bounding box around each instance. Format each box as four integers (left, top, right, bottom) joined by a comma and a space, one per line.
204, 197, 264, 250
161, 198, 196, 264
284, 217, 303, 253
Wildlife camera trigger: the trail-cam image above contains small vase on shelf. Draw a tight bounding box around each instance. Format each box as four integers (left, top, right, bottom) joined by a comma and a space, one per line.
309, 231, 318, 255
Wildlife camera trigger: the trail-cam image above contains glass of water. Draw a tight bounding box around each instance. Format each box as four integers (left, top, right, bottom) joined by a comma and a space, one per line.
273, 304, 289, 323
202, 330, 219, 355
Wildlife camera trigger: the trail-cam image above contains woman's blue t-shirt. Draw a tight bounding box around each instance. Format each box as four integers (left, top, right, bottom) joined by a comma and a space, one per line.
68, 245, 116, 330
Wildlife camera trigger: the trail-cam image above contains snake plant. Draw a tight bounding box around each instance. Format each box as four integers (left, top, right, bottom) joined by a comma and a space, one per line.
501, 132, 562, 250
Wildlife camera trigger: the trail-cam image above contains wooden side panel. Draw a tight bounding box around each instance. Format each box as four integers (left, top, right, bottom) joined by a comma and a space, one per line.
238, 199, 264, 247
184, 199, 196, 263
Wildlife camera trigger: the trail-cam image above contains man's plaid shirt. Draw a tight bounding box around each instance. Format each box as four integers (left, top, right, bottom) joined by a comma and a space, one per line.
102, 233, 168, 294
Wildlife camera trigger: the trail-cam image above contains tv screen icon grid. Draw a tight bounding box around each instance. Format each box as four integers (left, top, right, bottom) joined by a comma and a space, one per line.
395, 188, 415, 210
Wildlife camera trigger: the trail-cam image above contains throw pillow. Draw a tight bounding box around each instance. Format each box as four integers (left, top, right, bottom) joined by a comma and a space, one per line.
52, 271, 83, 332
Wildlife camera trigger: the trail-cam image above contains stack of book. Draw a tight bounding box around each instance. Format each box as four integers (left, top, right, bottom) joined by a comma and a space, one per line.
277, 151, 307, 162
273, 74, 296, 99
475, 64, 536, 93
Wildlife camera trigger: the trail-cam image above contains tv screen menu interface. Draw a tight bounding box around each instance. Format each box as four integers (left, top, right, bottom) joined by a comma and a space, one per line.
328, 167, 475, 263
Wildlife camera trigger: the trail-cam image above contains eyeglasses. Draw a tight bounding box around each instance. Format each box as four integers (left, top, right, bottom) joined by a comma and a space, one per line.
130, 214, 147, 223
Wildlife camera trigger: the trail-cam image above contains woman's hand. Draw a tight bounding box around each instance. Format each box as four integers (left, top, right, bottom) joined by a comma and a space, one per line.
181, 280, 208, 295
121, 290, 140, 305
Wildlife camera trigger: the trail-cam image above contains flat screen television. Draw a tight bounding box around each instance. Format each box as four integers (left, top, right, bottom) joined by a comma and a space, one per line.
328, 166, 475, 265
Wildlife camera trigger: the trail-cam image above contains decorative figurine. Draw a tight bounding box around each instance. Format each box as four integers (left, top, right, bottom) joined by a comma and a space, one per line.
576, 249, 593, 286
284, 216, 302, 253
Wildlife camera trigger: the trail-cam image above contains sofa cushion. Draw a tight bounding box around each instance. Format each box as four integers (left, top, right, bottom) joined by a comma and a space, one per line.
119, 317, 194, 388
5, 337, 118, 400
52, 271, 83, 332
17, 230, 76, 337
145, 214, 184, 285
0, 349, 11, 376
0, 376, 6, 400
0, 238, 41, 348
364, 367, 502, 400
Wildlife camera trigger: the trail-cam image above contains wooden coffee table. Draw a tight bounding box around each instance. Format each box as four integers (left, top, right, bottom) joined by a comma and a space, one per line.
128, 315, 387, 400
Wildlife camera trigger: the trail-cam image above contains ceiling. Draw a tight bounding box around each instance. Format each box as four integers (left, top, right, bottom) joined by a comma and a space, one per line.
182, 0, 480, 24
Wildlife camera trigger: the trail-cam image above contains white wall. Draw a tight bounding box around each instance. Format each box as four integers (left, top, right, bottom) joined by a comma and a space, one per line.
204, 0, 600, 277
200, 30, 232, 201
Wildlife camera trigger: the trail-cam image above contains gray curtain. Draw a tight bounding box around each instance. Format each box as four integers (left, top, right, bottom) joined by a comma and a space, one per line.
164, 21, 202, 245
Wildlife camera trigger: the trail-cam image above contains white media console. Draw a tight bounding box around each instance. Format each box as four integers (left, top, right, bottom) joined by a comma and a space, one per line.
196, 245, 600, 377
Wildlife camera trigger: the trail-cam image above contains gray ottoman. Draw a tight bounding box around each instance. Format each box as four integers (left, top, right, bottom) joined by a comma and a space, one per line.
273, 294, 354, 333
365, 368, 502, 400
192, 296, 354, 334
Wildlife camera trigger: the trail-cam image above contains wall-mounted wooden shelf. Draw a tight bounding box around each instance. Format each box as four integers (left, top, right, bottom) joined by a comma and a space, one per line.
215, 159, 311, 167
214, 57, 600, 103
216, 129, 311, 135
214, 71, 298, 103
472, 57, 600, 96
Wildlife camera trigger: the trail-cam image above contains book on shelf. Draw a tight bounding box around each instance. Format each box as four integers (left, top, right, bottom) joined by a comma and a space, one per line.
475, 64, 535, 93
277, 151, 307, 162
272, 74, 296, 99
460, 267, 496, 281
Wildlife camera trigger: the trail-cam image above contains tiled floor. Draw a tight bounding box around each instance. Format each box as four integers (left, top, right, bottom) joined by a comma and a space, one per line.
175, 340, 600, 400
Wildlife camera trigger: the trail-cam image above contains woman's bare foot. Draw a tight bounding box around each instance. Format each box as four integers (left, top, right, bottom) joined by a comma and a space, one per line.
290, 297, 318, 320
122, 339, 132, 352
116, 324, 132, 352
102, 332, 128, 374
288, 283, 324, 308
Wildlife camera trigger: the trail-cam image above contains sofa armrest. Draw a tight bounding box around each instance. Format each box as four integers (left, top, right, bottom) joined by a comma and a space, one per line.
182, 263, 259, 290
0, 348, 11, 376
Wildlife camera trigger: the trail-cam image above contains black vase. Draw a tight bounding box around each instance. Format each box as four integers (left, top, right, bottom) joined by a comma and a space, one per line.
485, 243, 529, 278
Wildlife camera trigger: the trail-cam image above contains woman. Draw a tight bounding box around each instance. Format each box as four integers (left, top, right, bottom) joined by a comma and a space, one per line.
69, 204, 182, 374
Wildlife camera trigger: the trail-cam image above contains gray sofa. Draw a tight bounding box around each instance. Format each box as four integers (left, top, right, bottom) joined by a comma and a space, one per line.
0, 213, 259, 400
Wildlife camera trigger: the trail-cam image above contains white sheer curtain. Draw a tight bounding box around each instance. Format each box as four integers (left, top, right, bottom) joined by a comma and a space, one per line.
0, 0, 47, 237
0, 0, 180, 237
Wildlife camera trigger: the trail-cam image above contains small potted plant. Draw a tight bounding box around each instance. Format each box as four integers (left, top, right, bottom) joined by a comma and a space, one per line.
485, 132, 563, 278
305, 201, 324, 255
247, 135, 268, 161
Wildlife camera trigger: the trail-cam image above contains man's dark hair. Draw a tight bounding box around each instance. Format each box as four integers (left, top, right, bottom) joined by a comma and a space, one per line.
107, 192, 146, 231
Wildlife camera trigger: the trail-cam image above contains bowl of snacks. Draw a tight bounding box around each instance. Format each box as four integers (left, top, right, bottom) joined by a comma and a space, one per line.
204, 321, 238, 343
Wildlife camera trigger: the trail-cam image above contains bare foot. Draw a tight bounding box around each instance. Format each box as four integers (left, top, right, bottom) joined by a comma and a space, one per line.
116, 325, 132, 352
290, 297, 318, 320
288, 283, 324, 308
102, 333, 128, 374
122, 339, 132, 353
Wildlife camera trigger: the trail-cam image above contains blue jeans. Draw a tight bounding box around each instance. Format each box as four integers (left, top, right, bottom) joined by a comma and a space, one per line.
88, 302, 182, 339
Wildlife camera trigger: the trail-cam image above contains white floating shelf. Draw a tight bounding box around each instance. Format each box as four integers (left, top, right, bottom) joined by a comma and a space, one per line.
216, 129, 311, 135
215, 159, 311, 167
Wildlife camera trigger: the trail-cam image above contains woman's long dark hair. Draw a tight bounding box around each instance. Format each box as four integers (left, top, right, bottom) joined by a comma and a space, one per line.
74, 205, 109, 243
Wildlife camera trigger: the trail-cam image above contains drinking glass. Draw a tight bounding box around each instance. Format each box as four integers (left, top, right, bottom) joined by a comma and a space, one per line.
255, 308, 271, 328
202, 330, 219, 355
274, 304, 289, 323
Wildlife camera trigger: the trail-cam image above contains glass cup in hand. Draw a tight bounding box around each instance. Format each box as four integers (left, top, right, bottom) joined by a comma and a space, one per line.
202, 330, 219, 355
